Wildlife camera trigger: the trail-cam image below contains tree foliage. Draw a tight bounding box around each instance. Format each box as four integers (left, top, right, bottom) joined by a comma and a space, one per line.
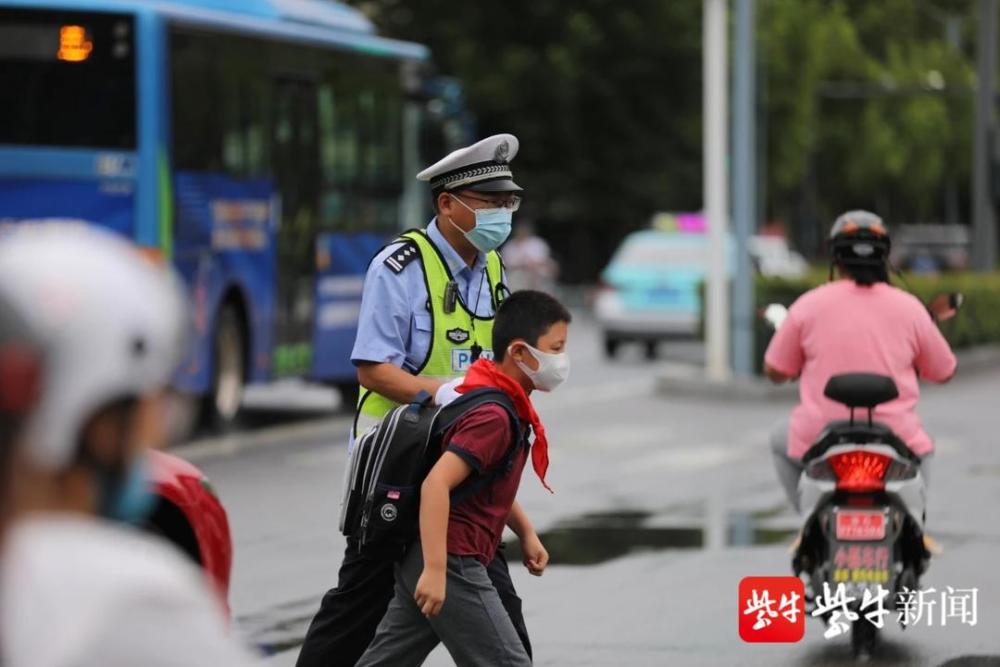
352, 0, 977, 279
761, 0, 975, 253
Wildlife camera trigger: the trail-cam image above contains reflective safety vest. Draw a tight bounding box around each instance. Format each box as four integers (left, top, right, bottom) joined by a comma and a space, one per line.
354, 229, 505, 438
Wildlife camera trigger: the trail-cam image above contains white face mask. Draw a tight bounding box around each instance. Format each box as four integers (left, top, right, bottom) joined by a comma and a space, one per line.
510, 342, 570, 392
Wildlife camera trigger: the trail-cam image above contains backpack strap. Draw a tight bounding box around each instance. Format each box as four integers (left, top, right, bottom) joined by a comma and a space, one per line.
433, 388, 526, 505
450, 426, 528, 505
433, 388, 518, 435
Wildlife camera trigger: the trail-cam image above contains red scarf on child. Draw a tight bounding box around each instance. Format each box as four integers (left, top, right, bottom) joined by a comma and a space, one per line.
457, 358, 552, 493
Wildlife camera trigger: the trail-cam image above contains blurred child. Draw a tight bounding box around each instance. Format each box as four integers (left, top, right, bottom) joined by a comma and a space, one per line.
0, 224, 256, 666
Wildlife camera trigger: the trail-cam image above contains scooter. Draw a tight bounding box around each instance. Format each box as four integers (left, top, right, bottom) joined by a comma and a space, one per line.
763, 292, 962, 658
794, 372, 927, 658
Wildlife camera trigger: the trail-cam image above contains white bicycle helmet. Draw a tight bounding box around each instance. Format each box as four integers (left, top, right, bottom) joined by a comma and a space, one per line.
0, 223, 187, 470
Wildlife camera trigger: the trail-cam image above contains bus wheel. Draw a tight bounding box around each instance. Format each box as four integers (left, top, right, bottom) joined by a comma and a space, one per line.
203, 305, 245, 431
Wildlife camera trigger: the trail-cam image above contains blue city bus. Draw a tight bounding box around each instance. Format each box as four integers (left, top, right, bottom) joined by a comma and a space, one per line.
0, 0, 452, 426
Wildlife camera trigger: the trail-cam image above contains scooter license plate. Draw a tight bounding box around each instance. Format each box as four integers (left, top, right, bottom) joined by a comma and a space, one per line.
835, 510, 886, 541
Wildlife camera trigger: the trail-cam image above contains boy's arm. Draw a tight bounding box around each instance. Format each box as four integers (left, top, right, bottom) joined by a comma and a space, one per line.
506, 500, 533, 537
416, 453, 473, 617
507, 501, 549, 576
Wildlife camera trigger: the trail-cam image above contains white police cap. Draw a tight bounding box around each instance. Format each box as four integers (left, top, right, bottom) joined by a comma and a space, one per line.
416, 133, 522, 193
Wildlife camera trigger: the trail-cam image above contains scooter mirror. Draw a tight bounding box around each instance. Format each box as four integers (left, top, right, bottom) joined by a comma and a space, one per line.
761, 303, 789, 330
928, 292, 964, 323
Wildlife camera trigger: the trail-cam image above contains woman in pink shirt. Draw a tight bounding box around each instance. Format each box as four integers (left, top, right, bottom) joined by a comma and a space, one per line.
764, 211, 957, 511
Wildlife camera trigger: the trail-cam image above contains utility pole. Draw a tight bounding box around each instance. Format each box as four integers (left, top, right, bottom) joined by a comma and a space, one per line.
973, 0, 998, 270
732, 0, 756, 377
704, 0, 730, 381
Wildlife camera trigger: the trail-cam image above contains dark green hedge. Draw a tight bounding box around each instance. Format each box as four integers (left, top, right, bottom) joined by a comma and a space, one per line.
753, 272, 1000, 372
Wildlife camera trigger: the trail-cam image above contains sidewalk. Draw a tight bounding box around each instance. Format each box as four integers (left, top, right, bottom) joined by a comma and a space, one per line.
656, 345, 1000, 403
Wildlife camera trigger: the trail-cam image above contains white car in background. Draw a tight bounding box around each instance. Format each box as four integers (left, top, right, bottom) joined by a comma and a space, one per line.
595, 229, 806, 359
747, 235, 810, 278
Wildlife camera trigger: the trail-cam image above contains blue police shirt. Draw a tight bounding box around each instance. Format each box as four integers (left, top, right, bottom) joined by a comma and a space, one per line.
351, 219, 501, 373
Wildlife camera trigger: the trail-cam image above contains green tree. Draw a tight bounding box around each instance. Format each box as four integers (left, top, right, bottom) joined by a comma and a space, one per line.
353, 0, 706, 281
355, 0, 977, 278
761, 0, 975, 252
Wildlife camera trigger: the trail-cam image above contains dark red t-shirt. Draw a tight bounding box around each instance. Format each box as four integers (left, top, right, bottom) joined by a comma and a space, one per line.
441, 403, 528, 566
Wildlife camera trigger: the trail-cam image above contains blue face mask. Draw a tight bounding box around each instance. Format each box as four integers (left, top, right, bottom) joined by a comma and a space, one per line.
449, 196, 513, 253
98, 454, 156, 524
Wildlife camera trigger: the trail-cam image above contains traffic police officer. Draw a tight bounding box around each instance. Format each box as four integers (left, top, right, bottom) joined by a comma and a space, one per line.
297, 134, 531, 667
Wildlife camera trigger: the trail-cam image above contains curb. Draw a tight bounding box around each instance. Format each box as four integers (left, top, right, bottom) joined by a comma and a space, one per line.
655, 363, 797, 403
953, 345, 1000, 377
174, 415, 352, 463
655, 345, 1000, 403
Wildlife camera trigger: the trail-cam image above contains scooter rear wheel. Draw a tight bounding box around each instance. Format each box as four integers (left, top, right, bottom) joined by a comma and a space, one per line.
850, 617, 878, 660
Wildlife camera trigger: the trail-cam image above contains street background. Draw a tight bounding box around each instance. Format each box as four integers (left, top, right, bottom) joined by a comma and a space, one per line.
5, 0, 1000, 664
180, 312, 1000, 666
351, 0, 990, 279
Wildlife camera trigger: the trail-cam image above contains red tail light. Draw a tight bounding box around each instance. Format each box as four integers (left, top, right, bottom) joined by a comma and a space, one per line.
829, 451, 892, 492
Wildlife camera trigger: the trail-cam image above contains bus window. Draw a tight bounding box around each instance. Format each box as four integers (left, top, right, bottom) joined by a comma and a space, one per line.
171, 31, 222, 171
379, 86, 402, 187
244, 80, 270, 176
272, 75, 320, 359
330, 82, 358, 189
222, 75, 245, 175
317, 84, 337, 183
0, 8, 135, 149
358, 88, 376, 186
172, 31, 272, 178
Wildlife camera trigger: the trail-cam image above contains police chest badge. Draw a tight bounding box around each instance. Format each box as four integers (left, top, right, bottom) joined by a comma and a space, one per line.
446, 328, 471, 344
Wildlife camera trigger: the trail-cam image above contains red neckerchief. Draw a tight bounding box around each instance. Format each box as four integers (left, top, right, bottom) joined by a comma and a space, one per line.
456, 359, 552, 493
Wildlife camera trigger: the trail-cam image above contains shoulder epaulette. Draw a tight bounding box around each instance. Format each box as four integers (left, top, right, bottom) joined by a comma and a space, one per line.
383, 240, 420, 275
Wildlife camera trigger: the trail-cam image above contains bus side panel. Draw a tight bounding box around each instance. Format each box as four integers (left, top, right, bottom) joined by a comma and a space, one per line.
311, 231, 386, 382
0, 172, 134, 234
171, 171, 276, 393
135, 8, 163, 248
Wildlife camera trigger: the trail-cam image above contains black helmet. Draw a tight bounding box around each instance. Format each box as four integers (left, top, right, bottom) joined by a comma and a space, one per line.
829, 210, 891, 285
829, 210, 891, 262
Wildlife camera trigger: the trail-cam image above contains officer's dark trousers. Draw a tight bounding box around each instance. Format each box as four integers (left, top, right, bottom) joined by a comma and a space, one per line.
295, 539, 531, 667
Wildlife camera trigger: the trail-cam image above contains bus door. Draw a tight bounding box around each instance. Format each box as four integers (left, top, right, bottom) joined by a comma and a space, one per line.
271, 76, 320, 376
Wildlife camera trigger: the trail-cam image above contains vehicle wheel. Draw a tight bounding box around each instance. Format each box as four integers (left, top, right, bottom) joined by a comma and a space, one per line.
335, 381, 360, 409
895, 567, 919, 625
603, 335, 620, 359
850, 616, 878, 659
201, 305, 245, 432
644, 340, 659, 360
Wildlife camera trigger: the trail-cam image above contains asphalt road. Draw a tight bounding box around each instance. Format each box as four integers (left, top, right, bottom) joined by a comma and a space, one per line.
180, 313, 1000, 666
